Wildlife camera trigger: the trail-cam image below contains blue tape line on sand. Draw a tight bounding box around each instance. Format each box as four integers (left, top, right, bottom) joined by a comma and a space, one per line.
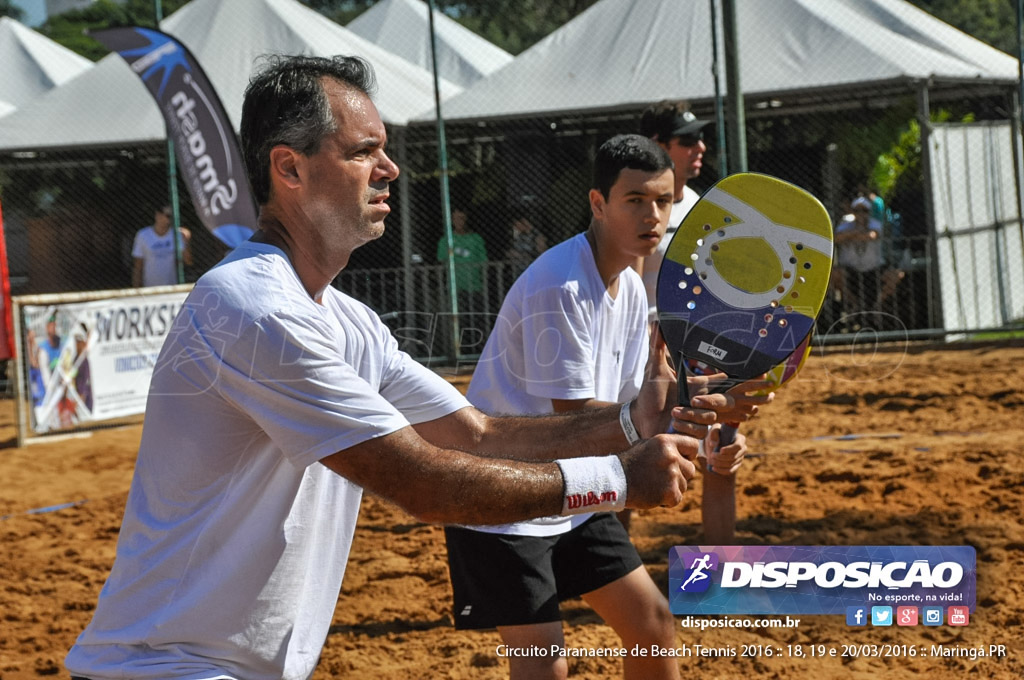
0, 499, 87, 521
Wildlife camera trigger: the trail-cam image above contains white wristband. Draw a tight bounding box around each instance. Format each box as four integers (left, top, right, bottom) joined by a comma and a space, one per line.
619, 401, 640, 446
556, 456, 628, 515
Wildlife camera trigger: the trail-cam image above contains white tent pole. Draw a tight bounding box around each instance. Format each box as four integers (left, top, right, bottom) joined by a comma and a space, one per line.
1016, 0, 1024, 253
1018, 0, 1024, 141
709, 0, 728, 175
917, 83, 942, 330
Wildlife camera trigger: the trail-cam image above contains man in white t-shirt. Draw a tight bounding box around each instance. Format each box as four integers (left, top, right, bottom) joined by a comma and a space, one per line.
446, 135, 760, 680
637, 101, 712, 320
64, 56, 737, 680
131, 204, 192, 287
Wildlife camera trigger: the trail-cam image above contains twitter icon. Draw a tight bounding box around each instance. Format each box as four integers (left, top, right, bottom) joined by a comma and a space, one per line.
871, 606, 893, 626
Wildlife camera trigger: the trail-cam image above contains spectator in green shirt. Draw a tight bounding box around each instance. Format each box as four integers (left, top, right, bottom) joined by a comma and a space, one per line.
437, 209, 489, 351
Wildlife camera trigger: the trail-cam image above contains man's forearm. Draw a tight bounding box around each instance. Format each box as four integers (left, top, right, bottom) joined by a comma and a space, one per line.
474, 405, 630, 461
323, 427, 571, 525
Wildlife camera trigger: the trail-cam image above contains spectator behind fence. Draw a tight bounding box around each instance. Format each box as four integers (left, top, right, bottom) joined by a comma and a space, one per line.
834, 196, 883, 318
132, 204, 192, 288
436, 208, 488, 315
505, 209, 548, 280
859, 185, 907, 315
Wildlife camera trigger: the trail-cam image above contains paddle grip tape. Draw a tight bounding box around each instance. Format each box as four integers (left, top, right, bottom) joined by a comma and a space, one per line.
556, 456, 627, 515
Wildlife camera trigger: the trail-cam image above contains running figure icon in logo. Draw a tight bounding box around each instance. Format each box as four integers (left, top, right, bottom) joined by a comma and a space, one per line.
679, 552, 720, 593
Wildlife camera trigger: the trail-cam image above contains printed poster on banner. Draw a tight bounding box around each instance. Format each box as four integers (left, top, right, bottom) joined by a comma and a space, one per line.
669, 545, 976, 616
22, 291, 187, 434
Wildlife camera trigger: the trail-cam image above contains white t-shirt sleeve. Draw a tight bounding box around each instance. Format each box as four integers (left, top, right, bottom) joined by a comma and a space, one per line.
519, 284, 596, 401
213, 310, 411, 468
378, 330, 471, 424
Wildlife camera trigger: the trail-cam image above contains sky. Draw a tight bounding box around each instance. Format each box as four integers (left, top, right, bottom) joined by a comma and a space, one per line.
12, 0, 46, 27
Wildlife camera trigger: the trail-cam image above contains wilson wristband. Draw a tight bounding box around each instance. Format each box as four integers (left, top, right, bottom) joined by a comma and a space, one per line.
619, 401, 641, 446
556, 456, 628, 515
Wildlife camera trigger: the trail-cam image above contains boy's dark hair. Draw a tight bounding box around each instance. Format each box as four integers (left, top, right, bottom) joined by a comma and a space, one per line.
593, 134, 674, 198
241, 55, 377, 205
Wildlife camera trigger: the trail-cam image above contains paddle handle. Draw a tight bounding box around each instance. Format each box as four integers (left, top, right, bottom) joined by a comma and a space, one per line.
718, 423, 739, 448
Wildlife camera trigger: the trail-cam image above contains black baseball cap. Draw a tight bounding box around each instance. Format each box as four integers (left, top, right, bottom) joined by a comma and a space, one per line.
671, 110, 712, 137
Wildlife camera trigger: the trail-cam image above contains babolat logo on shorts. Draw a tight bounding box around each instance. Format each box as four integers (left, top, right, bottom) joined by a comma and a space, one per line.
668, 546, 975, 615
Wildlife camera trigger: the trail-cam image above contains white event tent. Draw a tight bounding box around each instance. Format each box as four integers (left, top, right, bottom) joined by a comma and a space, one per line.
428, 0, 1018, 122
0, 0, 460, 152
347, 0, 512, 88
0, 16, 92, 117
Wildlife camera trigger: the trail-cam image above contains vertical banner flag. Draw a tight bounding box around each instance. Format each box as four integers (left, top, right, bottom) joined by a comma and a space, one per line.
90, 27, 257, 247
0, 200, 12, 360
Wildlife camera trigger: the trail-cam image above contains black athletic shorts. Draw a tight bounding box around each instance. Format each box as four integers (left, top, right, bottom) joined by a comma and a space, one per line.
444, 512, 642, 630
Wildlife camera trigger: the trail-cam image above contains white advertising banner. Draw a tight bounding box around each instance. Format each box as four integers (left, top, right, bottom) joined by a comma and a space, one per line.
21, 290, 187, 434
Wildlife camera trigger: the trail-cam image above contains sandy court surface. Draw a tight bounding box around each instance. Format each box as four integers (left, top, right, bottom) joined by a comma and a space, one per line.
1, 342, 1023, 679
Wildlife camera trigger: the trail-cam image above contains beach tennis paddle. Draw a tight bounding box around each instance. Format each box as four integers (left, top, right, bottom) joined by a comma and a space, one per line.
713, 326, 814, 445
656, 173, 834, 447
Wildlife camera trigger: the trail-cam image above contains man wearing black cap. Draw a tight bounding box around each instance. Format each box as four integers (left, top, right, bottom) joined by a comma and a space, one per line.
637, 101, 712, 320
636, 101, 740, 545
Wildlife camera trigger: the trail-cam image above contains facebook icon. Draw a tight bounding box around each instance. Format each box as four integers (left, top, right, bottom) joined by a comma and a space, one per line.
846, 606, 867, 626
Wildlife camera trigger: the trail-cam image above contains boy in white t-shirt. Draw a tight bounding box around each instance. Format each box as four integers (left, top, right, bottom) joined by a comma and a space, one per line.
445, 135, 760, 680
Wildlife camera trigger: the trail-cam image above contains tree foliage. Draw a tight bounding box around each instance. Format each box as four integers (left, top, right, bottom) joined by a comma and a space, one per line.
436, 0, 600, 55
908, 0, 1017, 55
38, 0, 189, 61
300, 0, 600, 55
